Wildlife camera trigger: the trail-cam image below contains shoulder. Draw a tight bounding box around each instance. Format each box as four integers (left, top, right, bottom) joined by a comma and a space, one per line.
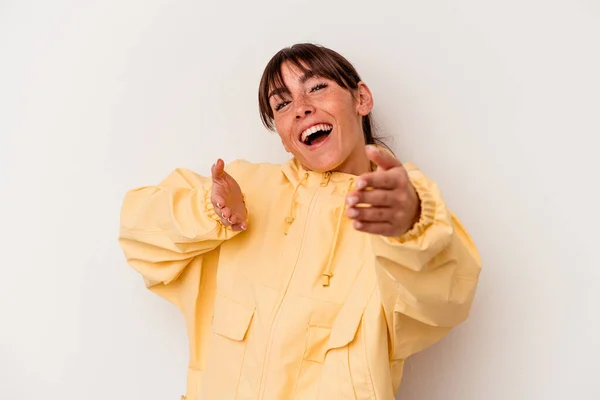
225, 159, 283, 183
403, 162, 437, 187
156, 159, 282, 188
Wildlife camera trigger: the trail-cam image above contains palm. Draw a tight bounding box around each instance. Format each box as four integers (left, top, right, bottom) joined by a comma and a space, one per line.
210, 159, 247, 231
213, 174, 243, 211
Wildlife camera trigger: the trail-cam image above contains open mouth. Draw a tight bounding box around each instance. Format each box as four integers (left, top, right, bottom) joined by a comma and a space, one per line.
300, 123, 333, 146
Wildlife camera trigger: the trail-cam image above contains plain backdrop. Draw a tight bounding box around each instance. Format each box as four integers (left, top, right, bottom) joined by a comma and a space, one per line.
1, 1, 599, 399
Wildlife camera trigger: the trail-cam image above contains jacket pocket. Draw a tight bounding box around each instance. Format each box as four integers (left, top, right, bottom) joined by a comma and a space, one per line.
304, 325, 333, 363
303, 309, 362, 364
203, 295, 255, 400
391, 301, 418, 361
391, 299, 450, 362
296, 315, 363, 399
213, 294, 255, 340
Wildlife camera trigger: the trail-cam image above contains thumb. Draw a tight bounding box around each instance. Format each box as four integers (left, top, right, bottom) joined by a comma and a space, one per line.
365, 145, 401, 171
211, 158, 225, 181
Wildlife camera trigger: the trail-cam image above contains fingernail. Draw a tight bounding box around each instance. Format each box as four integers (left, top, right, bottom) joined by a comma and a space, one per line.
366, 145, 378, 152
347, 196, 358, 206
347, 208, 359, 218
354, 221, 363, 229
241, 223, 247, 230
227, 217, 233, 224
356, 179, 367, 189
216, 202, 221, 208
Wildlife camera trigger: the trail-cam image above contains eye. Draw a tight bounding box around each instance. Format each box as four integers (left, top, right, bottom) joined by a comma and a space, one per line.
310, 82, 328, 92
275, 101, 290, 111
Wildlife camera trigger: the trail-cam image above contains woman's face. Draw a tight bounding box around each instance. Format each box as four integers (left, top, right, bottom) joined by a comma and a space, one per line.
268, 62, 374, 175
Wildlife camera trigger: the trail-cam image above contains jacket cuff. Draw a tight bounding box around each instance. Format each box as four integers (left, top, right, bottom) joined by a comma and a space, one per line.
204, 187, 223, 223
388, 171, 437, 244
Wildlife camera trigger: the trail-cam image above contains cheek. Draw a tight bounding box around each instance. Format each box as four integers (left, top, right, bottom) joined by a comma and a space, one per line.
276, 132, 291, 152
275, 119, 295, 141
275, 124, 293, 149
327, 94, 358, 121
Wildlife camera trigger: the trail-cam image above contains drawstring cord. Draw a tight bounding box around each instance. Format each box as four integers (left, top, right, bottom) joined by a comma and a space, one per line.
321, 178, 354, 287
282, 167, 354, 287
284, 172, 309, 235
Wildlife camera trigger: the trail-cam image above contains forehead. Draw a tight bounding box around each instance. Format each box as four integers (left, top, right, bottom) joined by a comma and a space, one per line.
270, 62, 312, 89
280, 61, 309, 79
268, 62, 326, 100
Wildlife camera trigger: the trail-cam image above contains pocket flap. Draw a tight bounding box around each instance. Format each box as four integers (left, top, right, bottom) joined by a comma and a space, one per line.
307, 310, 362, 363
305, 325, 332, 363
326, 261, 374, 350
326, 310, 362, 350
326, 284, 370, 350
212, 295, 255, 341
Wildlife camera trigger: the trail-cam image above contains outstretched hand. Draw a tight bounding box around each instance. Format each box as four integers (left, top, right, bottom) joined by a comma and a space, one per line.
211, 159, 248, 231
346, 146, 420, 237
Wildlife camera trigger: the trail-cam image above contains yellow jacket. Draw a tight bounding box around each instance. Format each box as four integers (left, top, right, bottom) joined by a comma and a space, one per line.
118, 158, 481, 400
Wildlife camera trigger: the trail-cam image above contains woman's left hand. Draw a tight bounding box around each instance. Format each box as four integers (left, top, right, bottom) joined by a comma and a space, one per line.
346, 145, 421, 237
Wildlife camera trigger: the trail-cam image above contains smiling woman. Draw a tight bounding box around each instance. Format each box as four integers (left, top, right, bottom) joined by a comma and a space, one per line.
118, 43, 482, 399
258, 44, 389, 175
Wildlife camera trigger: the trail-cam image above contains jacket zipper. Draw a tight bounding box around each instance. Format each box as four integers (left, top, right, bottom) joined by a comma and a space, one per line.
256, 186, 324, 399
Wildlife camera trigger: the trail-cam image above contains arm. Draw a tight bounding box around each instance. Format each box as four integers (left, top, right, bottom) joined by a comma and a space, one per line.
347, 146, 481, 359
118, 160, 248, 289
371, 165, 482, 328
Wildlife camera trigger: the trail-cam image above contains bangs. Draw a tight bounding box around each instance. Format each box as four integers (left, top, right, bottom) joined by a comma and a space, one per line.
258, 44, 361, 131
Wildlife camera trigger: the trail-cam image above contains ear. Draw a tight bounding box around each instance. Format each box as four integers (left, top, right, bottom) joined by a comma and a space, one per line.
356, 82, 374, 116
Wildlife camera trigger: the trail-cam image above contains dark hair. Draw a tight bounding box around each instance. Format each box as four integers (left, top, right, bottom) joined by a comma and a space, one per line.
258, 43, 390, 150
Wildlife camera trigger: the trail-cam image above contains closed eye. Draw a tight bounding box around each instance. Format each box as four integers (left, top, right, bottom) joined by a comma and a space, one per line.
310, 82, 328, 92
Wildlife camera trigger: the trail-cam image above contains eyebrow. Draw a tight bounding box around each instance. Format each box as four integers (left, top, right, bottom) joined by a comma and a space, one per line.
268, 87, 289, 100
268, 71, 319, 99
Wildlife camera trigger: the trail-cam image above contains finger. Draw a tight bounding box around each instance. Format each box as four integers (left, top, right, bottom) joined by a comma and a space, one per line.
211, 158, 226, 181
231, 221, 248, 231
365, 145, 402, 171
355, 170, 404, 190
228, 211, 245, 225
347, 189, 396, 207
227, 214, 247, 230
219, 206, 232, 220
347, 206, 395, 222
352, 220, 396, 236
212, 192, 226, 210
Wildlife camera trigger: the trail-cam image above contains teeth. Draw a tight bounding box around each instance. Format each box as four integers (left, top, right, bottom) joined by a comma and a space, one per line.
301, 124, 333, 142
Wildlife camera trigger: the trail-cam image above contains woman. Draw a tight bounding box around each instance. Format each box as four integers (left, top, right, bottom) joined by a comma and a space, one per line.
119, 43, 481, 400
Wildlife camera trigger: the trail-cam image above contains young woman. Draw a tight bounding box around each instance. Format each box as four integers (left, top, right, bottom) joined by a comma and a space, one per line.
119, 43, 482, 400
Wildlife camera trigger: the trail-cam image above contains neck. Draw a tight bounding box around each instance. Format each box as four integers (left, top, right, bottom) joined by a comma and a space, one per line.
333, 146, 372, 176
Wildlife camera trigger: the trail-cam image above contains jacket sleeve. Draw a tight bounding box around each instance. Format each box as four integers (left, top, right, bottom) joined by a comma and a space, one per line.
371, 164, 482, 357
118, 160, 247, 290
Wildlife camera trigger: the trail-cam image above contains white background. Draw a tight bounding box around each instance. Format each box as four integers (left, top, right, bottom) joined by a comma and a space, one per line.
1, 1, 599, 399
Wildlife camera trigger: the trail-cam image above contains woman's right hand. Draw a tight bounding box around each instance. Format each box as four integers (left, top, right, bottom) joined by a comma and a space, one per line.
211, 159, 248, 231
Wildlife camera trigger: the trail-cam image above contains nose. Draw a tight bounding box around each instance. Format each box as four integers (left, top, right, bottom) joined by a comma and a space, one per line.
295, 96, 315, 119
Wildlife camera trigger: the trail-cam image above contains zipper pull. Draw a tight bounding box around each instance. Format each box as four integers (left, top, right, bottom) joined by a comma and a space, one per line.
320, 171, 332, 186
284, 217, 294, 235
